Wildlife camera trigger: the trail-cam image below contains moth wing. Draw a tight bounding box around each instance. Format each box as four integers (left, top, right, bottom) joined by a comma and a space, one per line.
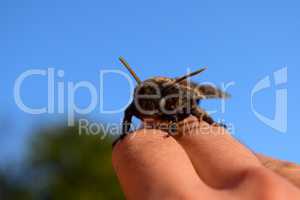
196, 84, 231, 99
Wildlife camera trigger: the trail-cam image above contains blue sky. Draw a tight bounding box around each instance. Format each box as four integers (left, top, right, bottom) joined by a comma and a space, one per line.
0, 0, 299, 163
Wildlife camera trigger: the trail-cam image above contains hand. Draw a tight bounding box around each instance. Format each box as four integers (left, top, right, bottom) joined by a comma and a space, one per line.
112, 116, 300, 200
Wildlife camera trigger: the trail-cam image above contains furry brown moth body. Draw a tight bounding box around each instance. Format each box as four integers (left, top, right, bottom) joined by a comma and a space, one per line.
113, 57, 230, 146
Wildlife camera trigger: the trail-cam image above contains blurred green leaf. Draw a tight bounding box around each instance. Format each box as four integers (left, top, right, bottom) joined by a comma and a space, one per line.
1, 122, 124, 200
27, 124, 124, 200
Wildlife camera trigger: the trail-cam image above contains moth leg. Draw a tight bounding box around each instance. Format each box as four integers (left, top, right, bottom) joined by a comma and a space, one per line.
167, 116, 179, 136
191, 107, 215, 125
112, 103, 135, 147
218, 123, 228, 129
191, 107, 227, 128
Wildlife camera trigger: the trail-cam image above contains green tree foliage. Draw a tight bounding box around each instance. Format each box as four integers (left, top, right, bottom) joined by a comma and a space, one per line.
0, 172, 31, 200
27, 124, 124, 199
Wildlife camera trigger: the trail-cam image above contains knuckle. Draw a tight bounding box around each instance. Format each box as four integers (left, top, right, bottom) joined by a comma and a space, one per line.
243, 167, 288, 200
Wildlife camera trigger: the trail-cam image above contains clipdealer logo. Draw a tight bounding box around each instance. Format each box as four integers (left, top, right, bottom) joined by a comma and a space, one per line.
251, 67, 288, 133
13, 67, 288, 134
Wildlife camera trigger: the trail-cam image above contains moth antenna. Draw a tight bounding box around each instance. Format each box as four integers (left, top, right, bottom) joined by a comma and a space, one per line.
174, 67, 208, 84
119, 57, 142, 85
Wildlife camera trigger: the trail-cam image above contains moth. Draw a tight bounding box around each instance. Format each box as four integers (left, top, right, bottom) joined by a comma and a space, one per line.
113, 57, 230, 146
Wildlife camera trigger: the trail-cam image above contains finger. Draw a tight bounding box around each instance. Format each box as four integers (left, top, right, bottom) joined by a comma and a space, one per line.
112, 129, 214, 200
231, 167, 300, 199
256, 153, 300, 188
174, 116, 262, 189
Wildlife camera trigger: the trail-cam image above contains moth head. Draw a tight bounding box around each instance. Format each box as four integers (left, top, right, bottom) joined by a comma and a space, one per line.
119, 57, 210, 114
